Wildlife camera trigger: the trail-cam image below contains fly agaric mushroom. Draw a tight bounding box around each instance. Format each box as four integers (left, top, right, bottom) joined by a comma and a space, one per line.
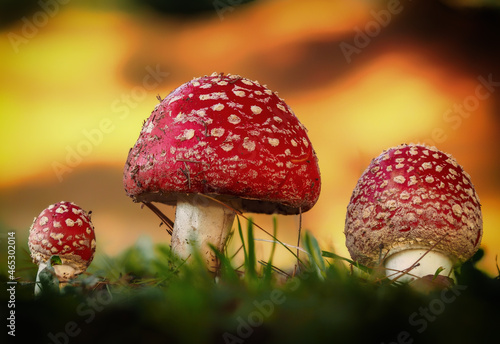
344, 144, 482, 282
123, 72, 321, 272
29, 201, 96, 293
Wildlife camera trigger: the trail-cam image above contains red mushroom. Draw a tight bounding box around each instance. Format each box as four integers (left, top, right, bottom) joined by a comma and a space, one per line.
123, 72, 321, 272
29, 201, 96, 293
344, 144, 482, 282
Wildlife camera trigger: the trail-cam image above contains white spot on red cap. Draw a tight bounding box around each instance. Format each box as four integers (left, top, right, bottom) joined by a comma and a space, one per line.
452, 204, 463, 217
422, 162, 432, 170
39, 216, 49, 226
221, 143, 234, 152
211, 128, 225, 137
386, 200, 398, 211
50, 232, 64, 244
233, 90, 245, 97
228, 114, 241, 124
276, 104, 286, 112
242, 138, 256, 152
393, 176, 405, 184
407, 176, 417, 186
251, 105, 262, 114
400, 191, 410, 200
177, 129, 195, 141
268, 138, 279, 147
211, 103, 224, 111
200, 92, 228, 101
143, 121, 155, 134
55, 205, 68, 214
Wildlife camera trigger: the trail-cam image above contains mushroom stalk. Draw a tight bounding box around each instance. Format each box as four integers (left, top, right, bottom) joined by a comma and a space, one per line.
170, 195, 237, 272
53, 264, 78, 288
34, 261, 78, 295
384, 249, 454, 283
34, 262, 48, 295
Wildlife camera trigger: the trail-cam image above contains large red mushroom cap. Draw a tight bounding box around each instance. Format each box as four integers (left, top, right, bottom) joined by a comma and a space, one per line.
123, 72, 321, 214
344, 144, 482, 276
29, 201, 96, 280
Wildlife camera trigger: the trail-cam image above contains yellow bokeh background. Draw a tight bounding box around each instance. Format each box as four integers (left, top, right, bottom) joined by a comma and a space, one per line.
1, 0, 499, 275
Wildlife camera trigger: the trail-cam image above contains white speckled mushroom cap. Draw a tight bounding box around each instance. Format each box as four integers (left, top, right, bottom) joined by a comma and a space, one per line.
28, 201, 96, 275
123, 72, 321, 214
344, 144, 482, 266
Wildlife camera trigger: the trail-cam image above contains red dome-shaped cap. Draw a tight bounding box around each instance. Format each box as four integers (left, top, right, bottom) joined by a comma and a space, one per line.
124, 73, 321, 214
29, 201, 96, 275
344, 144, 482, 267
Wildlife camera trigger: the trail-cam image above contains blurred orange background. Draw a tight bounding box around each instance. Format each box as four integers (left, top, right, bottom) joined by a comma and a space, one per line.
1, 0, 499, 275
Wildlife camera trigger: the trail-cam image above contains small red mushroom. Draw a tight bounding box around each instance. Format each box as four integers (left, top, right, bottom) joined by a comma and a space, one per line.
344, 144, 482, 282
29, 201, 96, 293
123, 72, 321, 272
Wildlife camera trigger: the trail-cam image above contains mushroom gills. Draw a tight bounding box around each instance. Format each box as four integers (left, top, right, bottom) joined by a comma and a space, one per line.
170, 195, 239, 272
384, 249, 454, 283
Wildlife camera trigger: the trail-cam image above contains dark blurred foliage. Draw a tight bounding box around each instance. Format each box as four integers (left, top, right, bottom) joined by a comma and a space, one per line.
2, 244, 499, 344
0, 0, 258, 27
138, 0, 256, 17
0, 0, 40, 28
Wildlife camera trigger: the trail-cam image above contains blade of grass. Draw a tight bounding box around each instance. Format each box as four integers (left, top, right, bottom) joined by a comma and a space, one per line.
321, 251, 372, 274
236, 216, 248, 264
262, 217, 278, 283
258, 260, 291, 278
245, 218, 257, 280
433, 266, 445, 280
295, 208, 302, 276
209, 244, 239, 282
303, 230, 326, 279
254, 238, 308, 254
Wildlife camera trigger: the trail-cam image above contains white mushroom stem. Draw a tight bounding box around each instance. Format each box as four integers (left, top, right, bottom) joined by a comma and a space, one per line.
34, 262, 48, 296
53, 264, 78, 288
34, 262, 77, 295
384, 249, 455, 283
170, 195, 237, 272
